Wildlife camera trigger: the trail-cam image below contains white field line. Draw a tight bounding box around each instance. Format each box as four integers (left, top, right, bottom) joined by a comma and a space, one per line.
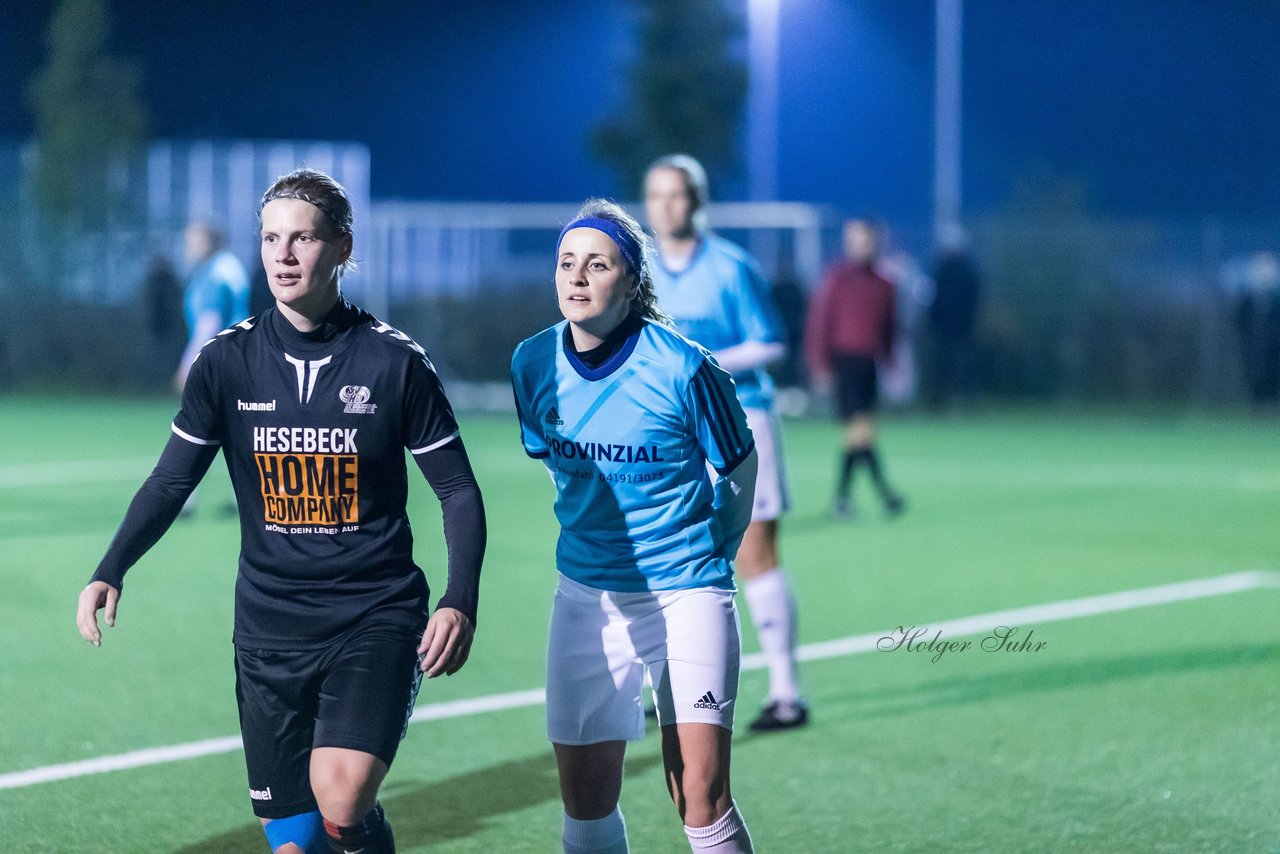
3, 569, 1276, 791
751, 568, 1280, 667
0, 457, 156, 488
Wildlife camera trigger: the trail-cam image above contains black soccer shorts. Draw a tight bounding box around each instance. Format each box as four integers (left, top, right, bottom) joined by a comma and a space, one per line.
233, 619, 423, 819
833, 353, 879, 418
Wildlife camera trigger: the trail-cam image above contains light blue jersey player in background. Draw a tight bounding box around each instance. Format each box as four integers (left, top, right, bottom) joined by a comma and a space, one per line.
646, 154, 808, 732
175, 220, 250, 392
173, 221, 249, 516
512, 199, 758, 853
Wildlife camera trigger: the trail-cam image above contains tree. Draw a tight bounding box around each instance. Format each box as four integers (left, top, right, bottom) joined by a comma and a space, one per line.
26, 0, 146, 231
593, 0, 747, 195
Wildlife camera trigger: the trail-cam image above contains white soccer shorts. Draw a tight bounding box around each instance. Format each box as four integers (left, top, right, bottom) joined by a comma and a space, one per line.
744, 407, 790, 522
546, 573, 742, 745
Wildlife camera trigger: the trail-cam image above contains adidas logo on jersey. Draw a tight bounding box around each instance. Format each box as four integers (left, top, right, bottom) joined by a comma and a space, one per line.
693, 691, 722, 711
544, 407, 564, 425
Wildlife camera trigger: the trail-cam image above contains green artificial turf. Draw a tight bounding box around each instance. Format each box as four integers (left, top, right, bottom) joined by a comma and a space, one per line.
1, 397, 1276, 852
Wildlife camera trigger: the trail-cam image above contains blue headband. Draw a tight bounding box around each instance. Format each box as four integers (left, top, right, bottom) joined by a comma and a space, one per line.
557, 216, 641, 275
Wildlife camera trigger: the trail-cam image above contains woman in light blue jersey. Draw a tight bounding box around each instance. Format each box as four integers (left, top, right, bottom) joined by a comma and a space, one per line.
646, 155, 809, 733
511, 199, 758, 854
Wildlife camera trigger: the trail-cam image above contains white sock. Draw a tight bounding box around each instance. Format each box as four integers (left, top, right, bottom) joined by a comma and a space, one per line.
684, 802, 754, 853
563, 806, 629, 854
742, 568, 800, 702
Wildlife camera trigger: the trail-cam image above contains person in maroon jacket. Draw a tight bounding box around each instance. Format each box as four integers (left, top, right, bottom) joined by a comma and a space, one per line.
805, 218, 905, 519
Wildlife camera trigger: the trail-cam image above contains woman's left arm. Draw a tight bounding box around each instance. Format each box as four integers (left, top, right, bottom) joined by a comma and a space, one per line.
712, 447, 757, 558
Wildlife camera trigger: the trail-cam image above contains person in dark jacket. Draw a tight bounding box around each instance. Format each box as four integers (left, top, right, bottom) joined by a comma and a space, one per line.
927, 225, 982, 411
805, 219, 904, 520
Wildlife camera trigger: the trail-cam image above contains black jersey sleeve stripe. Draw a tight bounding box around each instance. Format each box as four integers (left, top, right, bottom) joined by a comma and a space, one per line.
690, 363, 735, 464
713, 439, 756, 477
694, 361, 747, 459
689, 365, 729, 460
702, 362, 746, 457
697, 361, 747, 452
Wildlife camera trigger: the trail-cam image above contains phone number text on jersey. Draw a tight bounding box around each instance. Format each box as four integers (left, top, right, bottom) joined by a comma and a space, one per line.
558, 468, 664, 484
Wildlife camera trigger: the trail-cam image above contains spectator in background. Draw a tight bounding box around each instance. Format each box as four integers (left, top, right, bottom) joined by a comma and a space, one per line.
140, 251, 185, 390
249, 259, 278, 318
927, 224, 983, 411
875, 225, 933, 406
766, 253, 809, 390
806, 218, 905, 520
1234, 251, 1280, 413
175, 221, 250, 393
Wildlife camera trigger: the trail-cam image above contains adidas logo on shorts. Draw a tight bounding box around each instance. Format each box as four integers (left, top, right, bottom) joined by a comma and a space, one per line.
693, 691, 721, 711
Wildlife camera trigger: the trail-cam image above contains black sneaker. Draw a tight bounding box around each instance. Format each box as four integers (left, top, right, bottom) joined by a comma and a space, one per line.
749, 699, 810, 732
832, 497, 855, 521
884, 493, 906, 518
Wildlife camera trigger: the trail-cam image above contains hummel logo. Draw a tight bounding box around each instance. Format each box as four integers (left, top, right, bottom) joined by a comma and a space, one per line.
544, 406, 564, 426
249, 785, 272, 801
693, 691, 721, 711
237, 399, 276, 412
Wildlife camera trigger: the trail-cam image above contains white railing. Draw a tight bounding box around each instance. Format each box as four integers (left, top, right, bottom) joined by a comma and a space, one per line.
362, 199, 836, 315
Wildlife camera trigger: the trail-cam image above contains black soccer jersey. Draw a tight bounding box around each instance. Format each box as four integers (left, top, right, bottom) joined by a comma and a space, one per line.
174, 300, 459, 647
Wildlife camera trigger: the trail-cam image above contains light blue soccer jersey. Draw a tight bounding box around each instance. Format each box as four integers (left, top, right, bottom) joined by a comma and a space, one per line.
184, 249, 250, 332
651, 234, 785, 411
511, 317, 755, 592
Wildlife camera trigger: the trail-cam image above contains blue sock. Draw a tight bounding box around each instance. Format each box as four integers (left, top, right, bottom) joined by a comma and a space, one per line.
263, 811, 324, 853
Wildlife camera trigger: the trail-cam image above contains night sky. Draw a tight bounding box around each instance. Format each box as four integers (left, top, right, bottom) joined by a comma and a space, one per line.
2, 0, 1277, 222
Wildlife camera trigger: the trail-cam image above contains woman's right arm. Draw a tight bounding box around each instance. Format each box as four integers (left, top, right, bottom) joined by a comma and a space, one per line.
76, 433, 219, 645
684, 357, 758, 556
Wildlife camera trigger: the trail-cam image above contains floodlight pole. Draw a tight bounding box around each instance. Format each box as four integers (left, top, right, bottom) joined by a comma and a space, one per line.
747, 0, 781, 202
934, 0, 963, 242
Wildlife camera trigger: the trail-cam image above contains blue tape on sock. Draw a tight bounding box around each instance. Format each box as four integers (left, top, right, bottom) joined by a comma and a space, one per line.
263, 810, 324, 853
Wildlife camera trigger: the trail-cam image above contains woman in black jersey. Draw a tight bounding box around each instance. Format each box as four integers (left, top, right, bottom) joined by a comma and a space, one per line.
76, 169, 486, 854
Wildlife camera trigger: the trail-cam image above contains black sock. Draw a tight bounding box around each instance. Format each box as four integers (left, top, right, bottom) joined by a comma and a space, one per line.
837, 448, 860, 498
324, 802, 395, 854
863, 447, 896, 500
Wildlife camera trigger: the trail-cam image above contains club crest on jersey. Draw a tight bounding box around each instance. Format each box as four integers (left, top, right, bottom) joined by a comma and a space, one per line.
340, 385, 377, 415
